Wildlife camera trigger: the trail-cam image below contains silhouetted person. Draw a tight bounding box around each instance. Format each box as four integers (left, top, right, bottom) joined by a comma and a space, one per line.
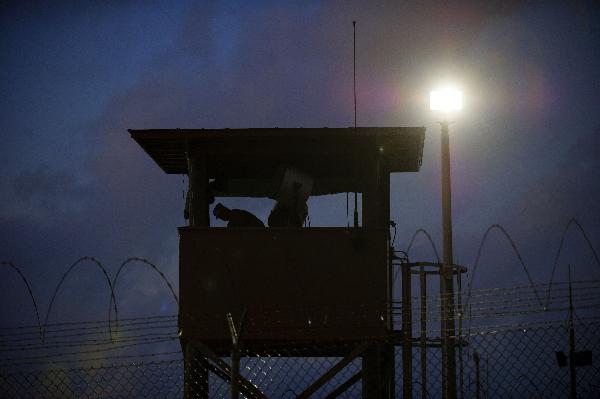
268, 180, 309, 227
268, 202, 307, 227
213, 203, 265, 228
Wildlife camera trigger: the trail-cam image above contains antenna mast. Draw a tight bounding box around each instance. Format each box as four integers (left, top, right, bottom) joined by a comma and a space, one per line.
353, 20, 359, 228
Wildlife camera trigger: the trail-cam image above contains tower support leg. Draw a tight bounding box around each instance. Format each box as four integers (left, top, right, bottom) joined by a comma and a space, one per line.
183, 342, 208, 399
362, 342, 395, 399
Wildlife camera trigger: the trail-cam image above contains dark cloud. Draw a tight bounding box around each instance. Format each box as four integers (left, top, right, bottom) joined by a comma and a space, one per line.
1, 0, 599, 329
9, 165, 91, 218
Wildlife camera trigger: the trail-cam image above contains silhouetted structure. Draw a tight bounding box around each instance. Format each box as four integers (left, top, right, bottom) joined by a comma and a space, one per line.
131, 127, 425, 398
213, 203, 265, 228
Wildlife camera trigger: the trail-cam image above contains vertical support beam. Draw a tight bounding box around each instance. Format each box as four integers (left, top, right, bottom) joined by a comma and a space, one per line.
440, 121, 457, 399
362, 344, 379, 399
227, 311, 244, 399
362, 343, 395, 399
361, 156, 377, 228
384, 342, 396, 399
420, 265, 428, 399
457, 271, 464, 399
184, 151, 210, 398
568, 325, 577, 399
231, 345, 240, 399
184, 342, 209, 399
568, 265, 577, 399
379, 158, 393, 398
360, 142, 394, 399
473, 352, 481, 399
186, 152, 210, 227
361, 147, 389, 229
402, 262, 413, 399
378, 161, 390, 229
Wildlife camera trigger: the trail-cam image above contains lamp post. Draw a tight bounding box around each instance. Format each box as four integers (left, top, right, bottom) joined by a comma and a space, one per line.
430, 88, 462, 399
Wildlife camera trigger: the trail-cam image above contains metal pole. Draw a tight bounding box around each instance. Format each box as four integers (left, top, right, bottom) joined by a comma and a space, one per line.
457, 271, 464, 399
231, 345, 240, 399
440, 120, 457, 399
473, 351, 480, 399
420, 265, 427, 399
227, 313, 241, 399
402, 262, 413, 398
568, 265, 577, 399
352, 20, 359, 229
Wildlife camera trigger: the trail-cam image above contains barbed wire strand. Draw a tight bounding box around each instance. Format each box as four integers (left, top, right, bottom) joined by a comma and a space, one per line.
0, 261, 41, 340
109, 257, 179, 336
42, 256, 117, 343
0, 314, 177, 334
546, 218, 600, 308
465, 224, 542, 312
0, 351, 182, 369
0, 337, 178, 365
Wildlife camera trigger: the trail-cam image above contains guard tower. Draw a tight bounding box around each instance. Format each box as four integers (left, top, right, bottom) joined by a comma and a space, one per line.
131, 127, 425, 398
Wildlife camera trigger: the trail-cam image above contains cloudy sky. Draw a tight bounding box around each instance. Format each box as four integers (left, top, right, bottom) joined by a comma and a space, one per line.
1, 1, 599, 328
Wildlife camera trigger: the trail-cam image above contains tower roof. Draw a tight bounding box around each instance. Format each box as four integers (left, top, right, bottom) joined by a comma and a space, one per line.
130, 127, 425, 196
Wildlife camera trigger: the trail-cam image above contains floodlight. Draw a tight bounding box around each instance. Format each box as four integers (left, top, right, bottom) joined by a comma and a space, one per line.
430, 88, 463, 112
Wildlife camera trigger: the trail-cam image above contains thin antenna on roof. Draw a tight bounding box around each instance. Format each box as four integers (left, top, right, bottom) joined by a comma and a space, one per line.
353, 21, 357, 132
353, 20, 359, 228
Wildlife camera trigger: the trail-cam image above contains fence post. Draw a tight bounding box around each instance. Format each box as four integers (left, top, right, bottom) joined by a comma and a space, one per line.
420, 264, 428, 399
472, 351, 481, 399
231, 344, 240, 399
568, 266, 577, 399
402, 261, 413, 398
227, 311, 246, 399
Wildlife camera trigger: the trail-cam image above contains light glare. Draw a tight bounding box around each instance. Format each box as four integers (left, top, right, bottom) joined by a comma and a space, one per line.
430, 89, 463, 112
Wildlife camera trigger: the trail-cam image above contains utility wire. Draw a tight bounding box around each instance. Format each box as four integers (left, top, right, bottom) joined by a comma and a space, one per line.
0, 337, 177, 365
0, 351, 183, 369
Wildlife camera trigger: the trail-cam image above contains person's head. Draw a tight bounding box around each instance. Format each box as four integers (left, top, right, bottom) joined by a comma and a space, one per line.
213, 203, 231, 221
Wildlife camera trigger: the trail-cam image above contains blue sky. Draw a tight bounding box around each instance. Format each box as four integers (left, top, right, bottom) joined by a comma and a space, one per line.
1, 1, 599, 328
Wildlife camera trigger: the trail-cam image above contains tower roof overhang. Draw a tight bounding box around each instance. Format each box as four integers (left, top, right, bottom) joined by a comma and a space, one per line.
130, 127, 425, 196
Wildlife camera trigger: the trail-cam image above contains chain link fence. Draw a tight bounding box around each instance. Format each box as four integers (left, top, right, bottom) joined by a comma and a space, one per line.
400, 320, 600, 398
2, 284, 599, 398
